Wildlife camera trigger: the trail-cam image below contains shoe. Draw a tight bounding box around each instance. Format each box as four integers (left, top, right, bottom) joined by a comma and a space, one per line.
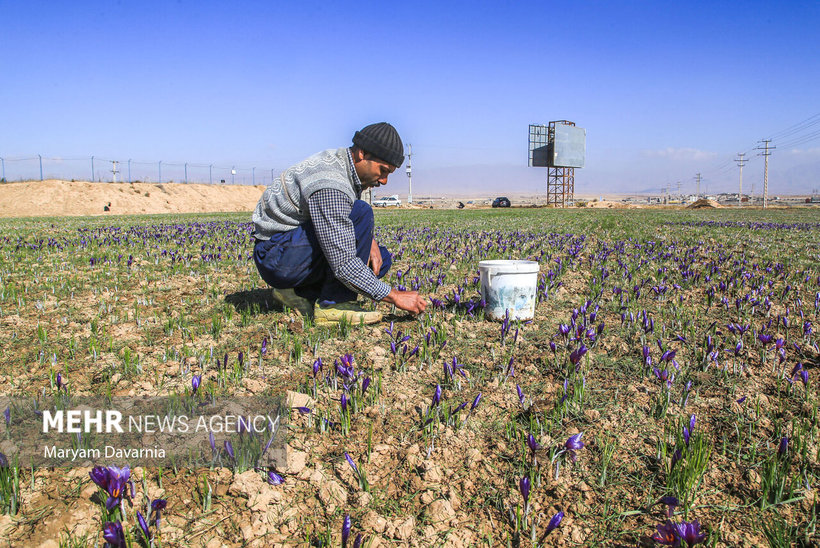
313, 301, 382, 326
270, 288, 314, 318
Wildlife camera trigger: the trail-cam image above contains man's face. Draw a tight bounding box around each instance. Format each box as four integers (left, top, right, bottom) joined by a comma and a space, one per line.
355, 152, 396, 189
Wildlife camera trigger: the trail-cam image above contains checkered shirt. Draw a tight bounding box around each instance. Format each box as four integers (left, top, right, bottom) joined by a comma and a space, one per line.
306, 150, 391, 301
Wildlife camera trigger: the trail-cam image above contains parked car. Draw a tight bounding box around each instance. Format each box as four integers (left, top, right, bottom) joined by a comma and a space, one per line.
492, 197, 511, 208
372, 195, 402, 207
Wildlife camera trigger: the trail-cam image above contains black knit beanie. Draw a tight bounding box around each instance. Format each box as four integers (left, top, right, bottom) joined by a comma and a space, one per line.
352, 122, 405, 167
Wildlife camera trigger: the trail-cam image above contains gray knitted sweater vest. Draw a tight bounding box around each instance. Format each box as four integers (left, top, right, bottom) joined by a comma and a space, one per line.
252, 148, 359, 239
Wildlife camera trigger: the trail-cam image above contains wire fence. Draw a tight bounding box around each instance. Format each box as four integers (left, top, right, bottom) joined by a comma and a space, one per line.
0, 155, 279, 186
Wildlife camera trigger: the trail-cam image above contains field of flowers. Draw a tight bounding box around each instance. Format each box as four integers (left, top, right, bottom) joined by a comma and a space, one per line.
0, 206, 818, 547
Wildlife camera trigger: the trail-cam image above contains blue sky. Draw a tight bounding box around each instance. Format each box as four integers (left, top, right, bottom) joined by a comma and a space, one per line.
2, 1, 819, 196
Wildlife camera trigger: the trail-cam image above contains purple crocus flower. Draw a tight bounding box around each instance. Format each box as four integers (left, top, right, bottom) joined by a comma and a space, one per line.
3, 406, 8, 426
136, 511, 151, 539
777, 437, 788, 457
224, 440, 235, 459
513, 385, 523, 408
470, 393, 482, 411
56, 372, 65, 391
209, 431, 216, 454
267, 470, 284, 485
353, 533, 364, 548
545, 511, 564, 535
361, 377, 371, 395
102, 521, 126, 547
660, 495, 679, 517
150, 498, 167, 528
652, 520, 680, 546
341, 393, 348, 412
93, 465, 130, 511
565, 432, 584, 461
677, 519, 707, 547
261, 337, 268, 355
192, 374, 201, 393
736, 396, 747, 404
527, 433, 539, 455
342, 514, 352, 548
519, 476, 531, 505
799, 369, 808, 386
670, 448, 683, 470
569, 344, 588, 366
295, 407, 312, 415
432, 384, 442, 406
345, 452, 358, 474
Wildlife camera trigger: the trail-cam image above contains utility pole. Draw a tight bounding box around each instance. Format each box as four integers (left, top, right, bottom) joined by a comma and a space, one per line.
756, 139, 774, 208
39, 154, 43, 181
159, 161, 162, 184
735, 153, 746, 207
676, 181, 681, 202
128, 159, 132, 184
405, 144, 413, 204
185, 163, 188, 184
91, 156, 95, 182
695, 173, 702, 199
111, 160, 119, 183
0, 157, 4, 181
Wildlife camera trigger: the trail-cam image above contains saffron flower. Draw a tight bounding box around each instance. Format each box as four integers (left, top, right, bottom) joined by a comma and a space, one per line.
677, 519, 707, 546
342, 514, 352, 548
470, 393, 482, 411
150, 498, 167, 528
136, 511, 150, 539
224, 440, 235, 459
267, 470, 284, 485
564, 433, 584, 462
192, 374, 201, 393
777, 436, 788, 457
102, 521, 126, 547
519, 476, 531, 505
516, 384, 525, 407
660, 495, 679, 517
545, 511, 564, 535
432, 384, 442, 406
569, 344, 588, 366
90, 465, 131, 510
345, 452, 358, 474
652, 520, 679, 546
527, 433, 539, 454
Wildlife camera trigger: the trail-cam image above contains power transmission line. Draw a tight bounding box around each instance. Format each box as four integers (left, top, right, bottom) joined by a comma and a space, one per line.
756, 140, 775, 208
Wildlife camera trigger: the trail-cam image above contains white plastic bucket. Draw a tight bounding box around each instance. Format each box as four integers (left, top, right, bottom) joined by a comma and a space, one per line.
479, 260, 540, 321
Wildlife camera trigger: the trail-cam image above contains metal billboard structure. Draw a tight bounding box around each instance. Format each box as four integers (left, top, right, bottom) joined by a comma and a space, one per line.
529, 121, 586, 207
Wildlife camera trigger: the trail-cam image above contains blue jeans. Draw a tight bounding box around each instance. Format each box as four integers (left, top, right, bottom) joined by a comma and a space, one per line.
253, 199, 392, 304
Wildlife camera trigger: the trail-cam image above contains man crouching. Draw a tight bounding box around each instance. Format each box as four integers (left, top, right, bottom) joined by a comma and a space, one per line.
252, 122, 427, 326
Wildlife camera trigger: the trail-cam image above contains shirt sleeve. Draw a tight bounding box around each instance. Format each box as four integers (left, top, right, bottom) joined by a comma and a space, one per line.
307, 189, 392, 301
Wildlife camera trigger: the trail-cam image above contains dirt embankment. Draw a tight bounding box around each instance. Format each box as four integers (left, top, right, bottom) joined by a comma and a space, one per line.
0, 180, 266, 218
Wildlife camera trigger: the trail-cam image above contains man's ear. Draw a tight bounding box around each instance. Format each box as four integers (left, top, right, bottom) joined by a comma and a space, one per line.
351, 147, 366, 162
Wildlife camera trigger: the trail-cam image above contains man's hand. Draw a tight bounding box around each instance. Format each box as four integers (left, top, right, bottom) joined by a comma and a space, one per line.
369, 238, 382, 276
382, 288, 427, 315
